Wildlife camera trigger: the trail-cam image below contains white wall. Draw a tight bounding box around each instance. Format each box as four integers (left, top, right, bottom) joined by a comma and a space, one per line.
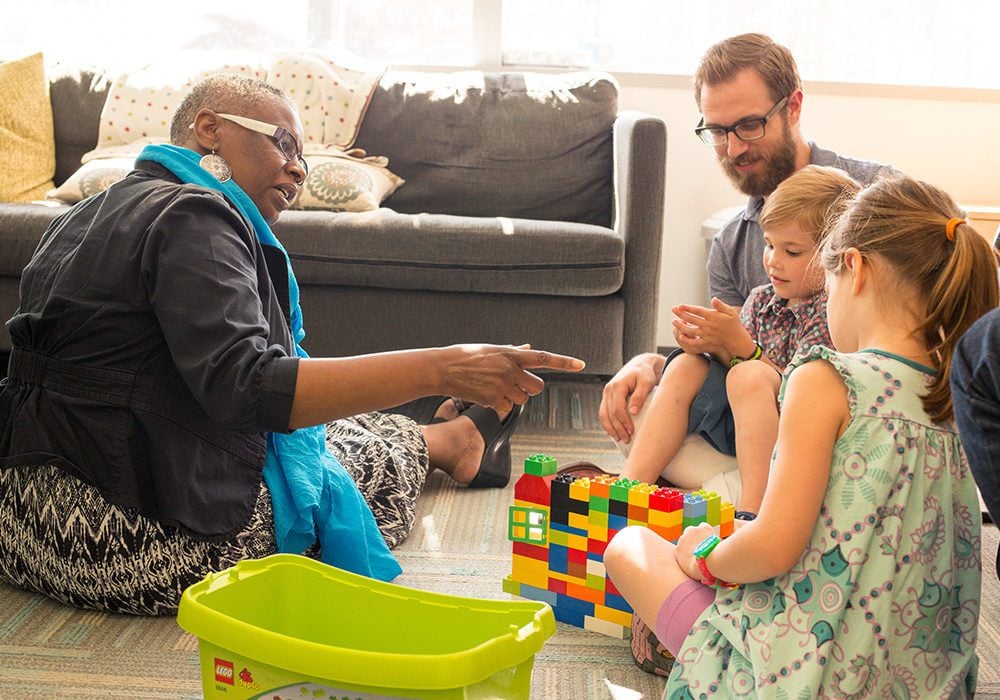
617, 77, 1000, 348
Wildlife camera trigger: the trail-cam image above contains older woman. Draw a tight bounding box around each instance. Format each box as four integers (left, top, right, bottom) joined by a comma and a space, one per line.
0, 74, 583, 615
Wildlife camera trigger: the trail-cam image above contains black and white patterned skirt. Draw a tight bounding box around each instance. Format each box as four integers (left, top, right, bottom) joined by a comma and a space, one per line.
0, 411, 429, 616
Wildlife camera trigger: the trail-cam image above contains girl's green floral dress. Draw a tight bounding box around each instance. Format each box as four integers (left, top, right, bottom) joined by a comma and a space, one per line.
665, 348, 981, 699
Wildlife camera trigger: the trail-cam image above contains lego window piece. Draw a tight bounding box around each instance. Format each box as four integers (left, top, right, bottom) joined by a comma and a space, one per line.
509, 506, 547, 544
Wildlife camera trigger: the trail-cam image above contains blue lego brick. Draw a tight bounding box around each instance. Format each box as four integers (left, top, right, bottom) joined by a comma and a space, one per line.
517, 582, 559, 607
549, 520, 589, 538
607, 514, 628, 531
683, 493, 707, 519
553, 605, 587, 628
556, 592, 597, 615
549, 543, 569, 574
603, 592, 633, 613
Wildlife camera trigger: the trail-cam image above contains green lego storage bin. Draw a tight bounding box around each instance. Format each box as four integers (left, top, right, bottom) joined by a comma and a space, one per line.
177, 554, 555, 699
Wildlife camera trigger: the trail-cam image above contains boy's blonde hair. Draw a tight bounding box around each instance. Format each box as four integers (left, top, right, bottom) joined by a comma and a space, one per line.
759, 165, 861, 245
693, 33, 800, 109
822, 175, 1000, 423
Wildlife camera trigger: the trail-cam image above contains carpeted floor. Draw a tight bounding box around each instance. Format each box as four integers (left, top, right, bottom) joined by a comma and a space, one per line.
0, 377, 998, 699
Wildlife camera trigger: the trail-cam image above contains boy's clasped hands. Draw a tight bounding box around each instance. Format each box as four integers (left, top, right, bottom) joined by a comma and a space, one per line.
671, 298, 756, 365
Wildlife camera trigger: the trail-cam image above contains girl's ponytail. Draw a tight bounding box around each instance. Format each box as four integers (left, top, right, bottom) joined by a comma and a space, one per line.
823, 176, 999, 423
922, 217, 999, 422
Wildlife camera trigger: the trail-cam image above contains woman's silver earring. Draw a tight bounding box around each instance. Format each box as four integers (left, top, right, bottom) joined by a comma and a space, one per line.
199, 150, 232, 183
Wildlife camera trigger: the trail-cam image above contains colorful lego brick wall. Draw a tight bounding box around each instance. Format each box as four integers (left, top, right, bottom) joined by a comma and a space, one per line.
504, 455, 734, 639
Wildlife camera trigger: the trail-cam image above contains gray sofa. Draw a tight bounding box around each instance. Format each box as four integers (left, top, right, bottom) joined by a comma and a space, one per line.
0, 63, 666, 375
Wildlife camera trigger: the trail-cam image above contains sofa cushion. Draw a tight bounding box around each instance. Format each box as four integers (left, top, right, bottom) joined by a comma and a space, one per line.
48, 65, 112, 186
274, 210, 623, 297
0, 204, 624, 298
354, 71, 617, 228
294, 147, 403, 212
0, 53, 56, 202
0, 203, 62, 276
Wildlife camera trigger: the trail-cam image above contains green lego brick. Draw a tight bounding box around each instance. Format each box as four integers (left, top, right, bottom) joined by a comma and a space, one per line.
586, 574, 606, 591
502, 575, 522, 596
589, 495, 610, 513
524, 454, 558, 476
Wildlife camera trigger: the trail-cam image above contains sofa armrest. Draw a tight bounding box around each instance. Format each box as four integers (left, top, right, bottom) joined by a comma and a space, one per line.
613, 110, 667, 363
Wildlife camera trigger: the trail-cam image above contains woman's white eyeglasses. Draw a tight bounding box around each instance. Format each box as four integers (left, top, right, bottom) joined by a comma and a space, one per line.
215, 113, 309, 173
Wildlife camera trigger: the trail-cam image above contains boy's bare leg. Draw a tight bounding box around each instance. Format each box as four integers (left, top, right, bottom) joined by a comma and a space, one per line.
727, 360, 782, 514
621, 353, 710, 485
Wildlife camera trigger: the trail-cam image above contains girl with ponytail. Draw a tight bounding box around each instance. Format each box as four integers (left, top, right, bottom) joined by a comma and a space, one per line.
604, 174, 998, 696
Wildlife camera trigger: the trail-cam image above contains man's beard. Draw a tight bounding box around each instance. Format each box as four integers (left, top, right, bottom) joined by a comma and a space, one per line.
720, 120, 797, 198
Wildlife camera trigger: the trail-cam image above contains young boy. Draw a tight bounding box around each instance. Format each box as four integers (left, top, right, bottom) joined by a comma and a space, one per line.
621, 165, 860, 517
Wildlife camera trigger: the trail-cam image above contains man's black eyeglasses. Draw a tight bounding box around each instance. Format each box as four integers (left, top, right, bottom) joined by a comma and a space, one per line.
694, 96, 789, 147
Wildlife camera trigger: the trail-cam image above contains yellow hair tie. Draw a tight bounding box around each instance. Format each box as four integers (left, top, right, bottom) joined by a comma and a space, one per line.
945, 217, 965, 241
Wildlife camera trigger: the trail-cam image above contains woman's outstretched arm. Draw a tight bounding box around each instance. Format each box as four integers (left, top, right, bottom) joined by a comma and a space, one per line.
288, 344, 585, 429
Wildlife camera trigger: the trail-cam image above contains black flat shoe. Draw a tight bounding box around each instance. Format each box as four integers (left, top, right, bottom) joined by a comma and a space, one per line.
464, 403, 524, 488
556, 461, 674, 488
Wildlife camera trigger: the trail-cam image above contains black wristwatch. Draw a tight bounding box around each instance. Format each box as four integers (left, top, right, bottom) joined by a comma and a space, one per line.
728, 343, 762, 368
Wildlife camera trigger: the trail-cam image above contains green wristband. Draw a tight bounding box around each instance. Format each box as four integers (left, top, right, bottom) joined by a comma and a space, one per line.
693, 534, 721, 560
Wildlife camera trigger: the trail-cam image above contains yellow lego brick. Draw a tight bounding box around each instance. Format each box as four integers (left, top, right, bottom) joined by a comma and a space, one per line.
510, 564, 549, 590
584, 615, 629, 639
568, 511, 589, 531
720, 503, 735, 538
648, 509, 671, 527
664, 510, 682, 527
594, 604, 633, 628
512, 553, 549, 578
569, 479, 591, 502
548, 570, 571, 584
588, 525, 608, 543
628, 487, 650, 508
567, 533, 588, 552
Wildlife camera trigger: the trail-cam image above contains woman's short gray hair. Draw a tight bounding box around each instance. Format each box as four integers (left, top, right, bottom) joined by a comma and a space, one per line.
169, 73, 291, 145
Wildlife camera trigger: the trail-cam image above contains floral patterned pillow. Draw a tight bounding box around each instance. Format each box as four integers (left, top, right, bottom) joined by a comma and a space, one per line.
47, 156, 136, 203
294, 147, 403, 212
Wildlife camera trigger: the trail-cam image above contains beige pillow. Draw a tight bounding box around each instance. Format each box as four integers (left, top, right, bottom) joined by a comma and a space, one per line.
47, 157, 137, 204
294, 147, 403, 212
268, 52, 385, 150
95, 51, 267, 149
0, 52, 55, 202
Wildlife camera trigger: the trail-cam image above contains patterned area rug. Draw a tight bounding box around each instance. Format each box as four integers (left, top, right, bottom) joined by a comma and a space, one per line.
0, 378, 998, 699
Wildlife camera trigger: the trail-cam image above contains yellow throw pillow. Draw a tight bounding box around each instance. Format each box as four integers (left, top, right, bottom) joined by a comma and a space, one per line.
0, 52, 55, 202
294, 147, 404, 212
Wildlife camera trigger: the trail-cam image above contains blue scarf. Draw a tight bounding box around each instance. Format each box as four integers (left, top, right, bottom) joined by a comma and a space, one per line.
138, 144, 400, 581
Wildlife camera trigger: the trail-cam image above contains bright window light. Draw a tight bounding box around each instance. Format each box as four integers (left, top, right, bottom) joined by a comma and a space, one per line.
2, 0, 998, 90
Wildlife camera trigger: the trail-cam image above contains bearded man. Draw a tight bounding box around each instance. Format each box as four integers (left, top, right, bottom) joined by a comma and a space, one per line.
599, 33, 896, 446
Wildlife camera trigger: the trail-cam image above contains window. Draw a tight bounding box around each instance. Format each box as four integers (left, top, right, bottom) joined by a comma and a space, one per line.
3, 0, 999, 90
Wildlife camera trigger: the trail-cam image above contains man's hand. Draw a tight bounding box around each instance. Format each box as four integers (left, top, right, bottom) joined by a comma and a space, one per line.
599, 352, 665, 444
